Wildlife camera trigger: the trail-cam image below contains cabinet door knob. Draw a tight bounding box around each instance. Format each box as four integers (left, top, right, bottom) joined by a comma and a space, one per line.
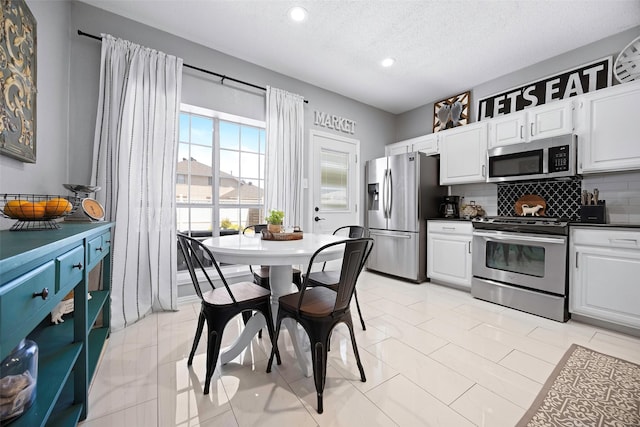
33, 288, 49, 300
96, 247, 103, 252
72, 262, 83, 270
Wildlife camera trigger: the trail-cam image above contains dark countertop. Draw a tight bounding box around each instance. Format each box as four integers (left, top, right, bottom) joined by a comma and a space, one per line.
426, 217, 640, 228
569, 222, 640, 229
426, 217, 473, 221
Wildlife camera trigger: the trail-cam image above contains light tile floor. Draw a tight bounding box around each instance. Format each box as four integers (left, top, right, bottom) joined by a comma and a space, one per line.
79, 271, 640, 426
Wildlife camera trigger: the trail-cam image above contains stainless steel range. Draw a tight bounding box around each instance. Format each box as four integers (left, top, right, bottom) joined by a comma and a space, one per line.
471, 216, 569, 322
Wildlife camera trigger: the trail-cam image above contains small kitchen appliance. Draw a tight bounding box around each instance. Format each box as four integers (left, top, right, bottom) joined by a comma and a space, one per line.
439, 196, 460, 218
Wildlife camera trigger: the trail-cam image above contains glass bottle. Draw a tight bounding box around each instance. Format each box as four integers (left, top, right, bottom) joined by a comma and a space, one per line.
0, 339, 38, 421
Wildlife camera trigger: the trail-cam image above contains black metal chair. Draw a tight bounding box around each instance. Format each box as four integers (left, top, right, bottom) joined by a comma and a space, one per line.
303, 225, 370, 330
177, 233, 280, 394
266, 237, 374, 414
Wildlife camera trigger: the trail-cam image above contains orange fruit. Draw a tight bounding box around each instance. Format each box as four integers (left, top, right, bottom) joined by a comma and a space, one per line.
18, 202, 46, 219
3, 200, 28, 218
45, 198, 72, 216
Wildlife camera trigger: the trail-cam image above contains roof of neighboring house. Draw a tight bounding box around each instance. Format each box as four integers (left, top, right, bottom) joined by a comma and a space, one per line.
222, 181, 263, 199
177, 158, 263, 199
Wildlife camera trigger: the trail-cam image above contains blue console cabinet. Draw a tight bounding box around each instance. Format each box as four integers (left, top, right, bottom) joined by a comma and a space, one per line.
0, 223, 113, 426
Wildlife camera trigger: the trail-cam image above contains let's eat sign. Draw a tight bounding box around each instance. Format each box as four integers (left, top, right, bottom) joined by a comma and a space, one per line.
477, 57, 612, 120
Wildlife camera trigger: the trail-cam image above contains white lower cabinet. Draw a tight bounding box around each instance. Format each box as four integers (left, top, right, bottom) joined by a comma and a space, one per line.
427, 221, 472, 289
570, 227, 640, 329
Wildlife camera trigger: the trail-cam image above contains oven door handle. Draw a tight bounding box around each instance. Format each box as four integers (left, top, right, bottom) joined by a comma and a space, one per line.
472, 231, 566, 245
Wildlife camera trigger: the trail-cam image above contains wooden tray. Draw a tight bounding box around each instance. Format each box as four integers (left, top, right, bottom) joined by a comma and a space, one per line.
515, 195, 546, 216
261, 230, 303, 241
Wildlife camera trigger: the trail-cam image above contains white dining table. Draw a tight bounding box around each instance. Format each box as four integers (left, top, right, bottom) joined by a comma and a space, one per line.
202, 232, 346, 376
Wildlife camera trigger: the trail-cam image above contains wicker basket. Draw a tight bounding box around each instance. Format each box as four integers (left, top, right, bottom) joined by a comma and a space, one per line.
261, 231, 303, 241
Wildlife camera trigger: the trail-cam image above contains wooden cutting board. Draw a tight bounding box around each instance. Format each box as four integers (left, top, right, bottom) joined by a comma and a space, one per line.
514, 195, 547, 216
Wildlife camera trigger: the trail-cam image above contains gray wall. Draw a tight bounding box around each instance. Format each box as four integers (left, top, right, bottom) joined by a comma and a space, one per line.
0, 0, 71, 195
1, 1, 395, 229
395, 25, 640, 142
67, 2, 395, 230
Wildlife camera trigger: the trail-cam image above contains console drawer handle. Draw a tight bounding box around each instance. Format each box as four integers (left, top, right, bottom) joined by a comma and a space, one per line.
72, 262, 83, 270
33, 288, 49, 300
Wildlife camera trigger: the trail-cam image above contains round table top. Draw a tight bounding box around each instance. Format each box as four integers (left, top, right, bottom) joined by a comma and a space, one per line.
202, 233, 346, 266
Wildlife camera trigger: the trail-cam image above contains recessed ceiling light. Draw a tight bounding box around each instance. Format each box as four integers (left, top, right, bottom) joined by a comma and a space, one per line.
381, 57, 396, 67
288, 6, 308, 22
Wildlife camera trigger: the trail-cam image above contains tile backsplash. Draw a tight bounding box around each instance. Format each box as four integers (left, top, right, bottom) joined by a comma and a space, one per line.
450, 171, 640, 224
497, 178, 582, 220
581, 171, 640, 224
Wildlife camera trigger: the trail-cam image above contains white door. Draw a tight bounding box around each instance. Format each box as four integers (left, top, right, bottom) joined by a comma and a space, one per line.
309, 130, 359, 235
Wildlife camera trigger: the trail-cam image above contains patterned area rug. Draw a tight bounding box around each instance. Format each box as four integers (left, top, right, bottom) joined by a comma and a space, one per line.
517, 344, 640, 427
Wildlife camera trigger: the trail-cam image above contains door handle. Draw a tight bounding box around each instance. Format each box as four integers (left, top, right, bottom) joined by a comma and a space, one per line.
314, 216, 326, 222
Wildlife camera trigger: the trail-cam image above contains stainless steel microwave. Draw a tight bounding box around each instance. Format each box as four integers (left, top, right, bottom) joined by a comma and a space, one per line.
487, 134, 577, 183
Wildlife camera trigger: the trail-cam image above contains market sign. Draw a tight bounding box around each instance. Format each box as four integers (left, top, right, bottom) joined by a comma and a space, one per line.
477, 57, 612, 121
313, 110, 357, 134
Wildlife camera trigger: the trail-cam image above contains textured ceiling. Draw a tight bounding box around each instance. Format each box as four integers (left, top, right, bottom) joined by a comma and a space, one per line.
77, 0, 640, 114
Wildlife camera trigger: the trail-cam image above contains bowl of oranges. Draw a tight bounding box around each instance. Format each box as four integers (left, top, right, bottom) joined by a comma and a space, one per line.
1, 194, 75, 230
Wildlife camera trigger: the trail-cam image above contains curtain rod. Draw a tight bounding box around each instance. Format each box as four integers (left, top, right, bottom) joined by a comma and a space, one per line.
77, 30, 309, 104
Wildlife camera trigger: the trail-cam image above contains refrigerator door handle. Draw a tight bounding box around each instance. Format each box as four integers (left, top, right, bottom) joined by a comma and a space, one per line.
381, 170, 386, 218
387, 169, 393, 217
383, 169, 390, 218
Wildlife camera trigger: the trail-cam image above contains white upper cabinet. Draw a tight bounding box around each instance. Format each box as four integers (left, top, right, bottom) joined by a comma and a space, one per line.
385, 140, 411, 156
386, 133, 439, 157
576, 81, 640, 174
410, 133, 439, 155
488, 99, 574, 148
439, 121, 488, 185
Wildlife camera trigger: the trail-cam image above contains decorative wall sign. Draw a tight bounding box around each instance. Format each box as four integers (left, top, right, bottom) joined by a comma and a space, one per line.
433, 91, 469, 132
313, 110, 356, 134
477, 57, 612, 121
0, 0, 37, 163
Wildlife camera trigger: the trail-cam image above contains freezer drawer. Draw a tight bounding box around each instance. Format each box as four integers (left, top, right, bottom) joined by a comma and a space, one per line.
366, 229, 425, 282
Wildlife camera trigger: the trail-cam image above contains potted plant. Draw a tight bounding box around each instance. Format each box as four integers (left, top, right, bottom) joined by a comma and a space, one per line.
265, 209, 285, 233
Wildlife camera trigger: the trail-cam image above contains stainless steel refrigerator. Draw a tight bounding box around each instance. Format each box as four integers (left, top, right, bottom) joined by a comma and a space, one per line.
365, 152, 445, 282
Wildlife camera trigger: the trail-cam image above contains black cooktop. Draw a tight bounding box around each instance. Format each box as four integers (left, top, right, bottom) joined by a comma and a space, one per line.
472, 216, 569, 235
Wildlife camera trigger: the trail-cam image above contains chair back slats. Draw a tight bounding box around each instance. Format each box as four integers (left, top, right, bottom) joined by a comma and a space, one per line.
177, 233, 238, 304
332, 225, 367, 239
320, 225, 368, 271
299, 237, 374, 314
243, 224, 268, 235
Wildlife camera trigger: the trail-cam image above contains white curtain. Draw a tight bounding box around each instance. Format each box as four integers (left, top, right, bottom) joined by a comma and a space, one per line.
91, 34, 183, 330
265, 86, 305, 227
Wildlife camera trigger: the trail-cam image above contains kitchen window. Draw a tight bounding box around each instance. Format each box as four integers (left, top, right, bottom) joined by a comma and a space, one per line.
177, 104, 266, 271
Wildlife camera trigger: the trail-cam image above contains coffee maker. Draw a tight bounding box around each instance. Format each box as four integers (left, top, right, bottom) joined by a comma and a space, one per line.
439, 196, 460, 218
